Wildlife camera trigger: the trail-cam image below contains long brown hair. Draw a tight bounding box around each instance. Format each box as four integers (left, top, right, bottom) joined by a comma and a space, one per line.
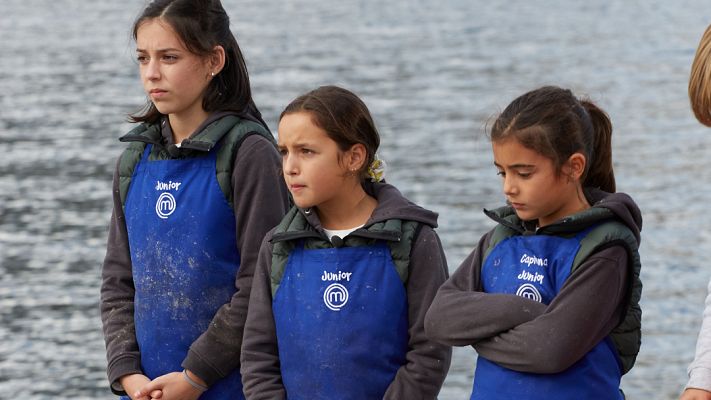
490, 86, 616, 192
129, 0, 260, 124
690, 24, 711, 127
280, 86, 380, 179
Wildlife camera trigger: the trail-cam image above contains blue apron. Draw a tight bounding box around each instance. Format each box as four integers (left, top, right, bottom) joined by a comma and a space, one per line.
123, 145, 244, 399
472, 229, 622, 400
273, 242, 408, 400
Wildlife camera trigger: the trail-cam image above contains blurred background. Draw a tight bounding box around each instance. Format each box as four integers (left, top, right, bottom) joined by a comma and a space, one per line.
1, 0, 710, 398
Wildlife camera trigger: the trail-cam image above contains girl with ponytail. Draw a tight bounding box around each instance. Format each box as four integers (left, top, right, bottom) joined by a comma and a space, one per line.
425, 86, 643, 399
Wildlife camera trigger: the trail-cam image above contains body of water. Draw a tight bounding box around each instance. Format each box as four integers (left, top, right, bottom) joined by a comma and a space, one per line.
1, 0, 710, 398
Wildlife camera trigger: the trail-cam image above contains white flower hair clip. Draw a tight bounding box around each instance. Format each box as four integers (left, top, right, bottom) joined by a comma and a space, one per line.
367, 155, 386, 183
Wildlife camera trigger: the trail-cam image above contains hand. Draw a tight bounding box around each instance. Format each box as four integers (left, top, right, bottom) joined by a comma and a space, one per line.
681, 388, 711, 400
135, 371, 204, 400
119, 374, 162, 400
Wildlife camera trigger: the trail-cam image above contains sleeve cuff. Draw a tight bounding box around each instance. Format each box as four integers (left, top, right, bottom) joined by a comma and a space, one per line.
107, 356, 143, 396
182, 349, 224, 387
687, 367, 711, 391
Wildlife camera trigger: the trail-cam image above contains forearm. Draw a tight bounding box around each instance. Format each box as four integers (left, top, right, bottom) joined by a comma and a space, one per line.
240, 237, 286, 400
473, 246, 629, 374
182, 272, 251, 385
385, 228, 451, 399
101, 165, 142, 394
102, 267, 141, 389
426, 288, 546, 346
687, 278, 711, 391
425, 236, 546, 346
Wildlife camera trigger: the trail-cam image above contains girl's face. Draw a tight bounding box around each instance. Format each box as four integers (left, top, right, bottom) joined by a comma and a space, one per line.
278, 112, 360, 210
492, 138, 587, 227
136, 19, 213, 121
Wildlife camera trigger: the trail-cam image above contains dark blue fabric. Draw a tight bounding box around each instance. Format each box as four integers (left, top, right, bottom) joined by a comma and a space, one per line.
273, 242, 408, 400
472, 229, 622, 400
123, 145, 244, 399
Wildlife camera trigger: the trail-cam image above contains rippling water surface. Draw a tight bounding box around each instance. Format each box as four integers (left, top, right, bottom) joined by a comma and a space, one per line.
1, 0, 710, 398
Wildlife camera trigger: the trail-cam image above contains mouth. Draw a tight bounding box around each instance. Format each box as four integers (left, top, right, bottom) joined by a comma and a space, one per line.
509, 202, 525, 210
289, 183, 306, 192
149, 89, 167, 98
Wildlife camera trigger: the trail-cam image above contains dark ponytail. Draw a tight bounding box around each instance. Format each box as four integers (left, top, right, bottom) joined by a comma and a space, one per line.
580, 100, 615, 192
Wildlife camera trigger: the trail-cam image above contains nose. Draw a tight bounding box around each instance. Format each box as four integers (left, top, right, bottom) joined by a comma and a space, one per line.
503, 174, 517, 196
282, 153, 298, 176
143, 59, 160, 81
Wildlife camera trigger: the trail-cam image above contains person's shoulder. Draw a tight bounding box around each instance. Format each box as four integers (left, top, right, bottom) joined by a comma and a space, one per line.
115, 142, 148, 178
225, 115, 273, 144
239, 133, 277, 151
230, 121, 278, 161
119, 120, 161, 143
368, 182, 439, 228
114, 121, 160, 160
263, 225, 279, 245
230, 132, 281, 176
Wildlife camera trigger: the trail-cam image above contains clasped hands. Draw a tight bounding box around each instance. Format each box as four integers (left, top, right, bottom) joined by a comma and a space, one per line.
121, 370, 206, 400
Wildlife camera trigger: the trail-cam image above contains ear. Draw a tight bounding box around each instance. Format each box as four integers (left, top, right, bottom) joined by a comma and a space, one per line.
345, 143, 368, 173
208, 45, 226, 75
565, 152, 587, 181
